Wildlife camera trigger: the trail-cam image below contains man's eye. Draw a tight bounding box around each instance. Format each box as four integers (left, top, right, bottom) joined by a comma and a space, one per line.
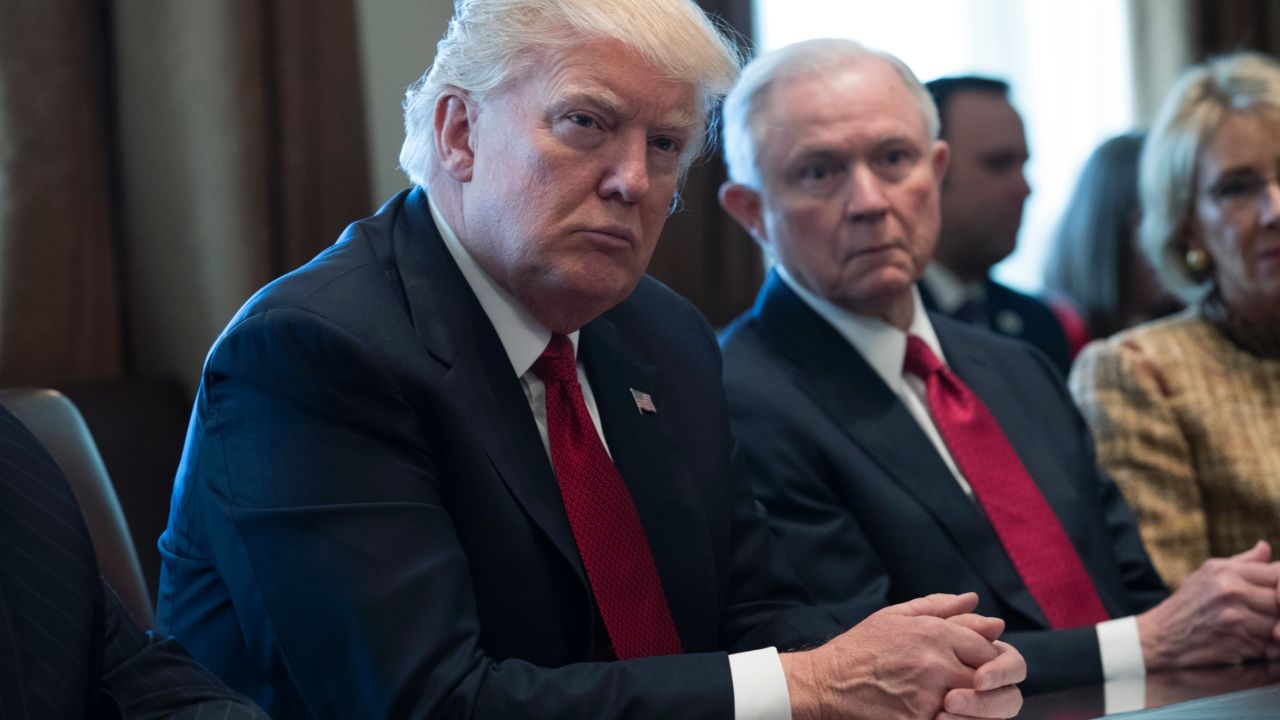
885, 149, 909, 165
651, 137, 680, 154
1213, 176, 1264, 199
800, 164, 831, 181
568, 113, 597, 129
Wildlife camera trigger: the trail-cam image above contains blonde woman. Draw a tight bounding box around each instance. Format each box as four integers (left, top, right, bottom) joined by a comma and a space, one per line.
1071, 52, 1280, 589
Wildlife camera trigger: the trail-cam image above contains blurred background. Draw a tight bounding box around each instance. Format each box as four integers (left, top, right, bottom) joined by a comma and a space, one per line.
0, 0, 1274, 599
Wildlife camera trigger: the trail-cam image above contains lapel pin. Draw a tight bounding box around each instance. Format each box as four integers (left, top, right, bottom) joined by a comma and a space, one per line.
630, 388, 657, 414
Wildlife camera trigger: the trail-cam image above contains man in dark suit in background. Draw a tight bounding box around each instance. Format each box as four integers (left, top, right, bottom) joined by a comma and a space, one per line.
718, 38, 1280, 700
0, 404, 267, 719
919, 76, 1083, 374
156, 1, 1025, 718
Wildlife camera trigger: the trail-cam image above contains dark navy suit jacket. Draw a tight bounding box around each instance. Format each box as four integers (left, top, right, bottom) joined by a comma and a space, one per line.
0, 406, 266, 719
721, 272, 1167, 694
157, 189, 839, 719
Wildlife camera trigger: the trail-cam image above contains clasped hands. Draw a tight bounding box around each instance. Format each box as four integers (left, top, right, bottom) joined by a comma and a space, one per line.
782, 592, 1025, 720
1138, 540, 1280, 672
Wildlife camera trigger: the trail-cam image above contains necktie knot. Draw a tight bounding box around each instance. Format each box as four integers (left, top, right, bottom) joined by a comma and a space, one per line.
532, 333, 577, 384
903, 335, 944, 379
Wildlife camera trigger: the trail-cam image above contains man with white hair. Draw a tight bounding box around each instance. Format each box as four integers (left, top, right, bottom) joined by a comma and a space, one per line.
719, 37, 1280, 701
157, 2, 1025, 718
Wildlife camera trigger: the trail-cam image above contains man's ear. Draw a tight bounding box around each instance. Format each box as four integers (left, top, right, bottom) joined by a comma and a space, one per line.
435, 90, 476, 182
930, 139, 950, 183
719, 181, 768, 246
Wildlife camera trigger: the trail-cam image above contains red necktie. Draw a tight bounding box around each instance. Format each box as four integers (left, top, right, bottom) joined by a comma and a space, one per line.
903, 335, 1109, 629
531, 334, 683, 659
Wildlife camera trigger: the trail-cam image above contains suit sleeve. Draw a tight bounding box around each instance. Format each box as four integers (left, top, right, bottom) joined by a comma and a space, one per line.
181, 307, 740, 719
1070, 339, 1204, 590
724, 360, 892, 630
100, 582, 270, 719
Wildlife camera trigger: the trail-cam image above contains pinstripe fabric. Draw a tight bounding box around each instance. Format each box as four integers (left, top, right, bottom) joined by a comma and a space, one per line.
0, 406, 267, 719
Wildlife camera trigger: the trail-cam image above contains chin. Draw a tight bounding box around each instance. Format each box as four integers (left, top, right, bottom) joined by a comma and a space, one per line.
576, 263, 645, 298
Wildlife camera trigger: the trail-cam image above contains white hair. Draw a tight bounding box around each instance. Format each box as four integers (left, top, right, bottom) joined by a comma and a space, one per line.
722, 38, 939, 187
399, 0, 744, 188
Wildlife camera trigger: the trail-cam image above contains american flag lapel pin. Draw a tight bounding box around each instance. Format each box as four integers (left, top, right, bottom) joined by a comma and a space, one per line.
630, 388, 657, 414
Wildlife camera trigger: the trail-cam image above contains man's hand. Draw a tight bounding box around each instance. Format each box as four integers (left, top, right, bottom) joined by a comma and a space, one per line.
1137, 540, 1280, 671
781, 593, 1025, 719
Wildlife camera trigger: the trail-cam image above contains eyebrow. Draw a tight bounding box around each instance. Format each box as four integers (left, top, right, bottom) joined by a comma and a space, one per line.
784, 133, 921, 161
1203, 164, 1269, 186
550, 84, 700, 135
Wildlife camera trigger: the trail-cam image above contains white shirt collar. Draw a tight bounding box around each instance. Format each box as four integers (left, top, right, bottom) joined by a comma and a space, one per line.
428, 195, 578, 375
774, 265, 947, 387
921, 263, 985, 315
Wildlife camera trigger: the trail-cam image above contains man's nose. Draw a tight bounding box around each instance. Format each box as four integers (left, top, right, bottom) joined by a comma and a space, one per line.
1015, 170, 1032, 200
846, 165, 891, 221
600, 135, 651, 203
1259, 176, 1280, 228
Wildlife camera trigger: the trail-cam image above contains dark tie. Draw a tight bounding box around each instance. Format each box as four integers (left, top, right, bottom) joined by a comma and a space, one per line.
903, 335, 1109, 629
532, 333, 682, 659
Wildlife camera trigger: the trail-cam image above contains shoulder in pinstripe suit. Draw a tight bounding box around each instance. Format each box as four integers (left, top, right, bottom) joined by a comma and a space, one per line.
0, 405, 268, 719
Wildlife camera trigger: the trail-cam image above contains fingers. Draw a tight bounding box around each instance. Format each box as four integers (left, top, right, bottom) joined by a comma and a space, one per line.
882, 592, 979, 619
1267, 640, 1280, 662
1231, 540, 1272, 563
1228, 603, 1280, 642
946, 622, 1001, 671
940, 684, 1023, 719
1223, 560, 1280, 593
972, 640, 1026, 691
947, 613, 1005, 643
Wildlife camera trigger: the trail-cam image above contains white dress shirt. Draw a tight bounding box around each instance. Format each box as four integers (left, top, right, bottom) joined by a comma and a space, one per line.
775, 267, 1145, 704
429, 198, 792, 720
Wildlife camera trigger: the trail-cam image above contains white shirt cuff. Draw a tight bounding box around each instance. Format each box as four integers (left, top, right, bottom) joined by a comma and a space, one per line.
1098, 615, 1146, 713
729, 646, 791, 720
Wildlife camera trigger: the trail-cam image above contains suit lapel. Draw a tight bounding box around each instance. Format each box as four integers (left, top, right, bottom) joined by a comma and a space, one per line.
753, 274, 1049, 626
389, 189, 585, 587
579, 316, 711, 641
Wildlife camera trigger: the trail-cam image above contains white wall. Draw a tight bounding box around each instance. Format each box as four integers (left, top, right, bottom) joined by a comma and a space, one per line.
354, 0, 454, 206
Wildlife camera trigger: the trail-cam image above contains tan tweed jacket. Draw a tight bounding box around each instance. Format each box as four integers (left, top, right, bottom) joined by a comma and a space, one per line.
1069, 308, 1280, 589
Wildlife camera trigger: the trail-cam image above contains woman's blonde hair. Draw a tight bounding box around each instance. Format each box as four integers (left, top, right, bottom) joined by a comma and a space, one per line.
1140, 51, 1280, 301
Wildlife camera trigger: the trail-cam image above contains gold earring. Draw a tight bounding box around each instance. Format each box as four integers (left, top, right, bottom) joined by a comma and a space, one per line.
1186, 247, 1211, 272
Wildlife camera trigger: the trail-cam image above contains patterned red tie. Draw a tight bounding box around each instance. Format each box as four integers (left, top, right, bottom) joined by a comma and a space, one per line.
903, 335, 1110, 629
531, 333, 683, 659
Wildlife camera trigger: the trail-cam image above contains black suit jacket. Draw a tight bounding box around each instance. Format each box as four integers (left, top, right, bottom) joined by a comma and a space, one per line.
157, 188, 839, 719
0, 406, 266, 719
721, 272, 1167, 694
920, 276, 1073, 376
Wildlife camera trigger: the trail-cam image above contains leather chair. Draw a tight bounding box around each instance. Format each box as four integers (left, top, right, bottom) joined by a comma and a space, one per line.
0, 388, 155, 627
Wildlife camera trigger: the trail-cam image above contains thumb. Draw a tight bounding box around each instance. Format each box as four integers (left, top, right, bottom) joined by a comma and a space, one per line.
880, 592, 978, 619
1232, 540, 1272, 563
